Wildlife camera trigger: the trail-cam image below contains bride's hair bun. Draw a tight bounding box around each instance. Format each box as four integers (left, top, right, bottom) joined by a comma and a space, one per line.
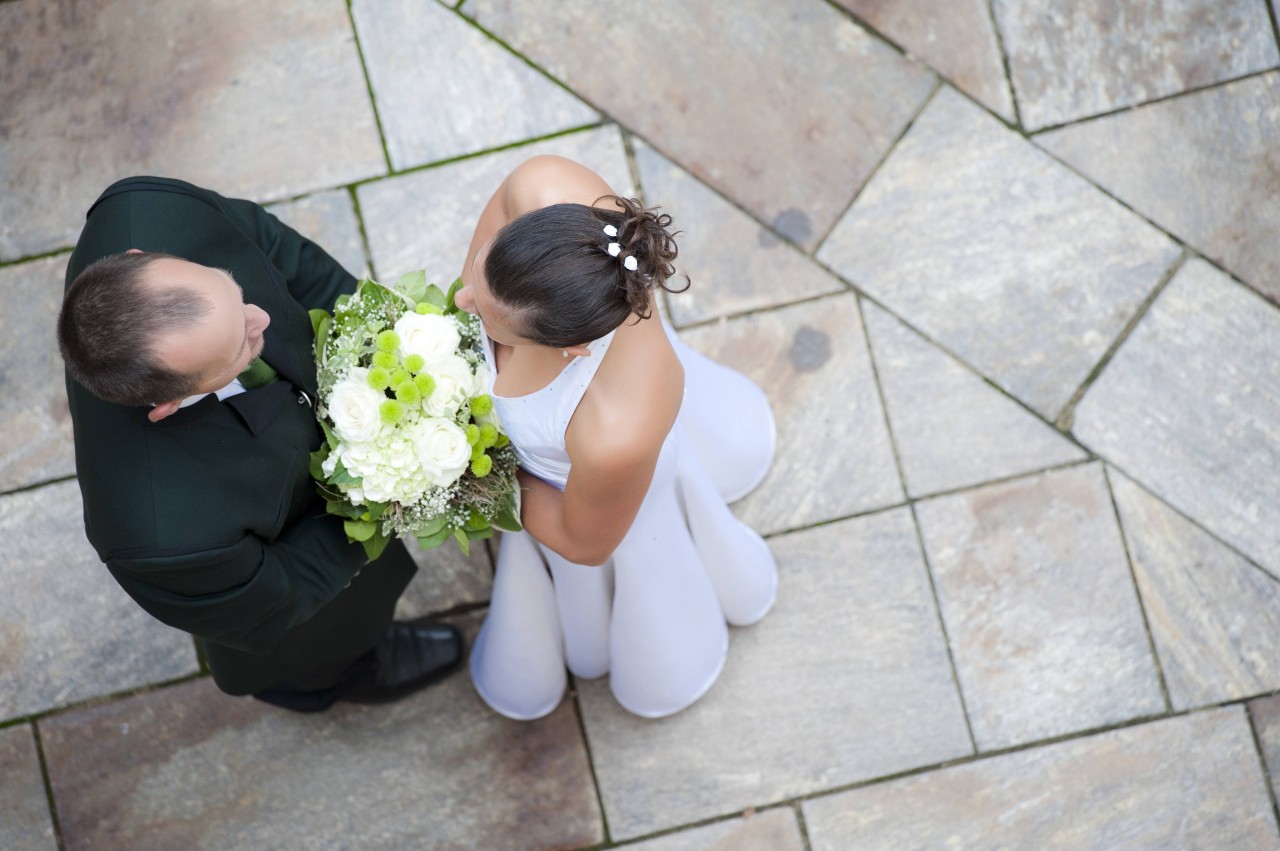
485, 196, 692, 348
595, 195, 690, 321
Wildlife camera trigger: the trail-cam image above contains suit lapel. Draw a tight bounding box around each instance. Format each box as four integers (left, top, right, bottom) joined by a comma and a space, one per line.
224, 380, 298, 436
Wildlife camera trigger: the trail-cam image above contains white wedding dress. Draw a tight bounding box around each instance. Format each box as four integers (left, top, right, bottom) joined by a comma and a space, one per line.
469, 322, 778, 719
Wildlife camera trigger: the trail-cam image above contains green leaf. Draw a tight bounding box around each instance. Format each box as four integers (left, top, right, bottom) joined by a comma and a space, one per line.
326, 500, 363, 520
422, 283, 446, 309
417, 515, 447, 537
344, 518, 377, 542
452, 527, 470, 557
308, 446, 329, 481
394, 270, 428, 305
465, 527, 493, 542
331, 457, 360, 487
334, 293, 352, 311
415, 524, 453, 550
493, 492, 522, 532
445, 277, 464, 312
309, 308, 331, 341
361, 530, 391, 562
365, 500, 389, 521
320, 420, 339, 452
463, 509, 489, 532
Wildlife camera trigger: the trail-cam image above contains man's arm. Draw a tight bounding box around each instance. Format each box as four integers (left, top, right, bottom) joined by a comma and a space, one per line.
105, 511, 366, 656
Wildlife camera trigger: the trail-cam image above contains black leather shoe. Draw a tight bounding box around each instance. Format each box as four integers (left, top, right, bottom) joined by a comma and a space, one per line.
340, 620, 464, 705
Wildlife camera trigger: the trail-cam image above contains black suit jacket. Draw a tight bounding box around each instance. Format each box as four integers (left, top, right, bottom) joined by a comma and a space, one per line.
64, 177, 416, 695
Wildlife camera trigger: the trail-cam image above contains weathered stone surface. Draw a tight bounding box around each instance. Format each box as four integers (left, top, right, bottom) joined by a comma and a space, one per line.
352, 0, 597, 170
993, 0, 1279, 130
1, 255, 74, 493
0, 481, 198, 722
360, 125, 632, 287
0, 0, 384, 262
632, 141, 846, 328
818, 87, 1179, 419
267, 190, 368, 280
836, 0, 1014, 121
1075, 259, 1280, 579
41, 621, 602, 851
465, 0, 936, 250
396, 538, 492, 618
803, 707, 1279, 850
679, 294, 902, 535
1039, 73, 1280, 301
916, 463, 1164, 750
580, 510, 972, 840
618, 808, 804, 851
1249, 693, 1280, 808
1111, 469, 1280, 710
0, 725, 56, 851
863, 303, 1085, 497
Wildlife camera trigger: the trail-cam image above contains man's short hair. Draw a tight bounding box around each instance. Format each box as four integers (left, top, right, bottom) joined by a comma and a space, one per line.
58, 251, 213, 406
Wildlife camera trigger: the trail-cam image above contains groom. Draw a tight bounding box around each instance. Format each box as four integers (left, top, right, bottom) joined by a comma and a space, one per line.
57, 176, 462, 713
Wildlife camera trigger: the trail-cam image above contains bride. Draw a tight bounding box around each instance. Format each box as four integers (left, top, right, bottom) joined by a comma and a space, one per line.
455, 154, 777, 719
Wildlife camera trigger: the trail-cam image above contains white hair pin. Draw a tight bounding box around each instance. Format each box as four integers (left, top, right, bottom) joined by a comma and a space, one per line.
607, 242, 622, 257
603, 224, 618, 237
623, 255, 638, 271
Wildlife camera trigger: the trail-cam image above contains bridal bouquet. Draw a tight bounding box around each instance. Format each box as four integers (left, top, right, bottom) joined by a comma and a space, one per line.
308, 271, 520, 560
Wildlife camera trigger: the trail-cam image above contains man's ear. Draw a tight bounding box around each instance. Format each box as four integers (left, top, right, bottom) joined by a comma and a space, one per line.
148, 400, 183, 422
125, 248, 143, 255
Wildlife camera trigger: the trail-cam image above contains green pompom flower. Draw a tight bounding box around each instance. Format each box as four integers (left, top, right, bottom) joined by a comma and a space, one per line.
390, 368, 410, 388
470, 454, 493, 477
372, 351, 398, 370
495, 433, 510, 448
379, 399, 406, 425
375, 330, 400, 353
471, 441, 486, 462
403, 353, 425, 374
478, 422, 498, 448
395, 380, 421, 406
414, 374, 436, 397
415, 302, 443, 315
470, 394, 494, 416
465, 423, 481, 445
367, 366, 392, 390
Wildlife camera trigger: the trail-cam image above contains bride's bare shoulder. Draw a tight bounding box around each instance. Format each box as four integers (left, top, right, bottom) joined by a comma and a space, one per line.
505, 156, 619, 217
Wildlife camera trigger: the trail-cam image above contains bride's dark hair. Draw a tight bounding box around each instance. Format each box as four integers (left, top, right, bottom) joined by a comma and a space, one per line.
483, 196, 690, 348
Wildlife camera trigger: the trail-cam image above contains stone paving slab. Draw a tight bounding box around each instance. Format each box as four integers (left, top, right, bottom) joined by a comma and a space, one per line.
1111, 469, 1280, 711
465, 0, 936, 250
802, 706, 1280, 850
0, 0, 384, 262
678, 294, 902, 535
632, 139, 849, 325
40, 621, 602, 851
915, 463, 1165, 750
1038, 72, 1280, 302
359, 125, 632, 287
0, 481, 198, 722
267, 189, 369, 280
1, 254, 74, 494
818, 86, 1180, 420
352, 0, 597, 171
835, 0, 1015, 122
578, 509, 972, 840
617, 808, 804, 851
862, 302, 1085, 498
632, 141, 846, 328
1074, 258, 1280, 580
396, 539, 493, 618
992, 0, 1279, 131
1249, 693, 1280, 809
0, 724, 56, 851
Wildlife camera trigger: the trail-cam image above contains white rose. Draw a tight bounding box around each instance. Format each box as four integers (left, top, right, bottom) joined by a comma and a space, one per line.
394, 313, 461, 364
329, 368, 386, 444
411, 417, 472, 487
423, 354, 478, 418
